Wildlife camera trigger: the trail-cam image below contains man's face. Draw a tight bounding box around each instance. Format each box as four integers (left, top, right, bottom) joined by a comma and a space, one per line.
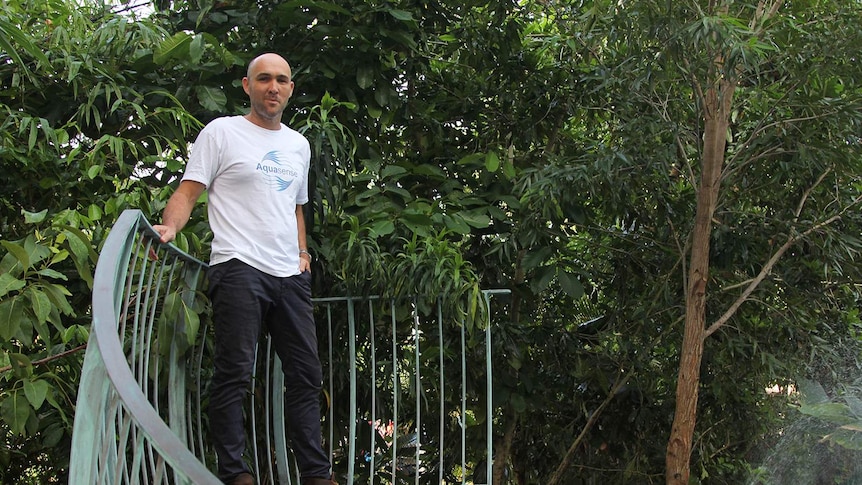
242, 54, 294, 125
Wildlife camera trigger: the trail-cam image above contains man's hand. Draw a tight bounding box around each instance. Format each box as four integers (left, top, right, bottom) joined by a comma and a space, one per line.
299, 252, 312, 273
148, 225, 177, 261
152, 225, 177, 244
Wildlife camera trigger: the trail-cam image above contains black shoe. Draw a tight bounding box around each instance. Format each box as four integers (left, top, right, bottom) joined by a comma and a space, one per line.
229, 472, 254, 485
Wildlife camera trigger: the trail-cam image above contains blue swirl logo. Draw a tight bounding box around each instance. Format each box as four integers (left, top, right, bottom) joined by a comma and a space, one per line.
256, 151, 297, 192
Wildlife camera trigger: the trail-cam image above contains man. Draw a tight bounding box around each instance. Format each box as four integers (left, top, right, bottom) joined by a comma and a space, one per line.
153, 53, 335, 485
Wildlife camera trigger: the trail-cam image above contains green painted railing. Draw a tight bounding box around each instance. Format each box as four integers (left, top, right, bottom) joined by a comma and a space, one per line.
70, 209, 506, 484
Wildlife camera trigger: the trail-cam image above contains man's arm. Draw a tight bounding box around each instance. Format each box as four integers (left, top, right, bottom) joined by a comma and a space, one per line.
153, 180, 206, 244
296, 204, 311, 273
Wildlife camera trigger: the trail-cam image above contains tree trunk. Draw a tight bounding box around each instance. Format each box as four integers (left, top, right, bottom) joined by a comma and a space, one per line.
493, 411, 517, 484
665, 80, 735, 485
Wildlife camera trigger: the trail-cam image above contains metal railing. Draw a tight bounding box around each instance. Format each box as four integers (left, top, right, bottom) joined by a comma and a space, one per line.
70, 209, 506, 484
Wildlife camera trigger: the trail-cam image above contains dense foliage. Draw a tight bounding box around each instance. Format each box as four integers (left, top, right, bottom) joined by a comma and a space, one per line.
2, 0, 861, 483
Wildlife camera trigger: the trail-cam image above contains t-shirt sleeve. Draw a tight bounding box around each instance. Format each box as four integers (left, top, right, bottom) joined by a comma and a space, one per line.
181, 123, 221, 188
295, 136, 311, 205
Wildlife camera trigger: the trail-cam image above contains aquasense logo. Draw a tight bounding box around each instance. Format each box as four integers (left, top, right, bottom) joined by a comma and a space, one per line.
255, 150, 298, 191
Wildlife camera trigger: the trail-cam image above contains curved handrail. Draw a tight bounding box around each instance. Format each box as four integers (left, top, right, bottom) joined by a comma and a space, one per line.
71, 209, 507, 485
70, 209, 219, 484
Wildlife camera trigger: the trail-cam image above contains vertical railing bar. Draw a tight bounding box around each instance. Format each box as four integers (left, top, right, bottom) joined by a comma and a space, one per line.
138, 254, 161, 398
347, 299, 357, 485
412, 296, 420, 485
168, 258, 193, 485
460, 319, 466, 485
132, 238, 153, 485
250, 341, 261, 484
292, 449, 302, 484
139, 242, 161, 386
271, 346, 290, 485
121, 246, 140, 485
119, 234, 143, 348
368, 299, 376, 485
114, 403, 134, 482
177, 264, 201, 422
161, 257, 180, 390
437, 298, 444, 485
153, 444, 168, 484
390, 298, 398, 483
105, 393, 122, 484
326, 303, 334, 468
144, 256, 172, 481
155, 255, 180, 413
191, 318, 208, 462
141, 257, 161, 483
128, 417, 147, 485
129, 233, 151, 378
110, 407, 125, 483
127, 234, 150, 370
481, 290, 505, 485
264, 337, 275, 485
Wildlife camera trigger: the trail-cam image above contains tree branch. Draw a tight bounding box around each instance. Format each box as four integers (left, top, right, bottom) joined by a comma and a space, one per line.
704, 207, 855, 339
0, 344, 88, 374
794, 169, 831, 221
547, 372, 632, 485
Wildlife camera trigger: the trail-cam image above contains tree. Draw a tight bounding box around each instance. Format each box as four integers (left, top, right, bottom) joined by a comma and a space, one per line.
516, 1, 862, 482
0, 1, 201, 481
4, 0, 862, 483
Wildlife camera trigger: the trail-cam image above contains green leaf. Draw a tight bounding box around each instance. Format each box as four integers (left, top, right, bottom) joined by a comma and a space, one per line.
381, 165, 408, 179
87, 164, 101, 179
182, 300, 200, 347
87, 204, 103, 221
521, 246, 554, 271
798, 402, 855, 425
23, 209, 47, 224
154, 32, 192, 65
61, 227, 95, 287
558, 271, 585, 299
196, 85, 228, 112
357, 66, 374, 89
27, 288, 52, 324
1, 240, 31, 272
23, 379, 49, 409
0, 297, 26, 340
443, 215, 471, 235
369, 219, 395, 237
0, 273, 25, 298
502, 157, 516, 179
510, 393, 527, 413
0, 392, 31, 435
457, 153, 484, 166
36, 268, 67, 280
42, 283, 75, 316
531, 266, 555, 293
387, 9, 414, 21
485, 151, 500, 172
461, 210, 491, 229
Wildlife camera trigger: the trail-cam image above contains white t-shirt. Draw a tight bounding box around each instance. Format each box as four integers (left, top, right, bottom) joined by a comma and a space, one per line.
182, 116, 311, 277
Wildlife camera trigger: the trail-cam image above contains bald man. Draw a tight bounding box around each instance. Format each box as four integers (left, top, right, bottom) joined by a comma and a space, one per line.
154, 53, 335, 485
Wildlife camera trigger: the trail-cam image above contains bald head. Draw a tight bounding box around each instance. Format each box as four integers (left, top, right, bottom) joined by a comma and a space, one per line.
242, 53, 295, 129
247, 53, 292, 78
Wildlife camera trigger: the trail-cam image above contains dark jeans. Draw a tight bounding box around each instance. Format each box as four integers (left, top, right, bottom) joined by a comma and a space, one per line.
206, 259, 330, 483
